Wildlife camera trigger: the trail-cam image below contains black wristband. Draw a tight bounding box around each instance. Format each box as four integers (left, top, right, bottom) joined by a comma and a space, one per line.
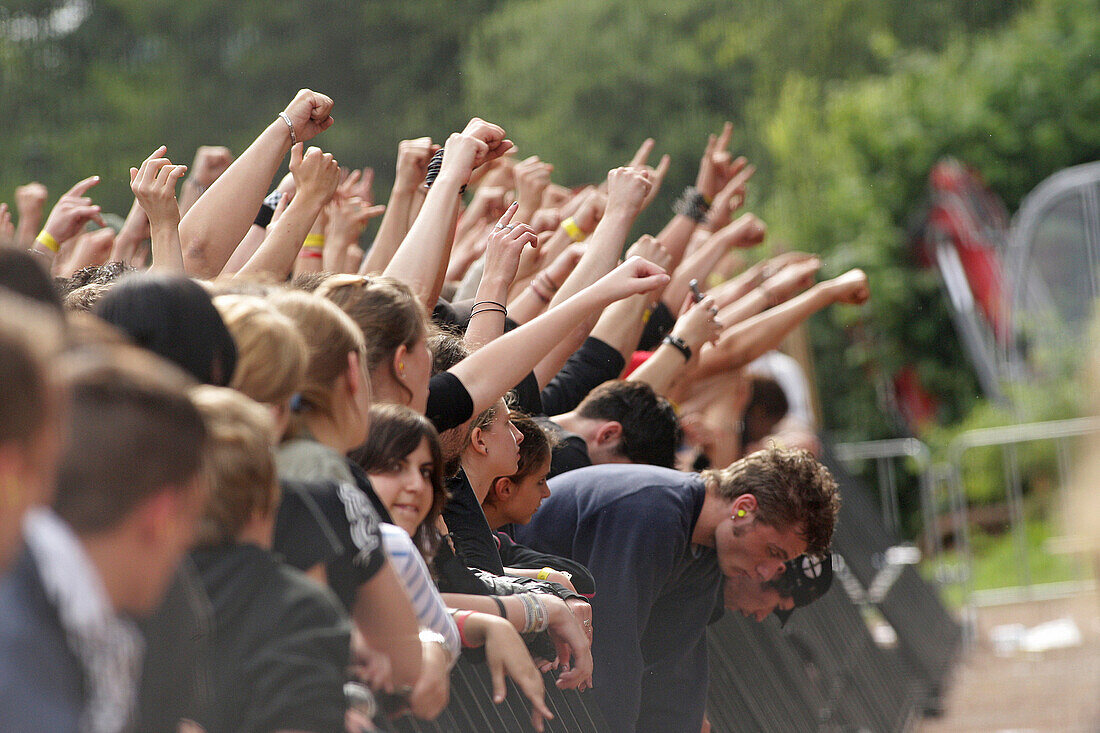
491, 595, 507, 618
662, 334, 692, 361
253, 203, 275, 228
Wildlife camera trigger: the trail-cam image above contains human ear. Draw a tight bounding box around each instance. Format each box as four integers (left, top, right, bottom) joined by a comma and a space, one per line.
392, 343, 409, 381
490, 476, 514, 502
469, 426, 490, 457
596, 421, 622, 446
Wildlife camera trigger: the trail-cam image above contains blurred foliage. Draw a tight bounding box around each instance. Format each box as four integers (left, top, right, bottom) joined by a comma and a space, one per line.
2, 0, 1097, 456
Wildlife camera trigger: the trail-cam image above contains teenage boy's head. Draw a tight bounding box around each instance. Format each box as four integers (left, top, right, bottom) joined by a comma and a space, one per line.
574, 380, 681, 468
705, 446, 839, 584
54, 345, 208, 614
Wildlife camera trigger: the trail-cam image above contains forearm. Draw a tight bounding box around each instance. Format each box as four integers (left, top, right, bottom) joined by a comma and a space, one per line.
384, 174, 463, 308
532, 314, 598, 389
177, 179, 205, 216
451, 287, 609, 415
551, 209, 633, 305
355, 561, 424, 689
179, 120, 290, 278
237, 197, 323, 279
15, 215, 42, 250
361, 187, 415, 274
148, 221, 185, 272
587, 293, 650, 364
221, 225, 267, 275
627, 344, 687, 395
655, 214, 697, 271
663, 236, 730, 313
463, 273, 511, 351
698, 283, 833, 377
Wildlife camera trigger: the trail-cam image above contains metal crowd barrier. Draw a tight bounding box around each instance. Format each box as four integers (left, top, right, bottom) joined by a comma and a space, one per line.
380, 656, 609, 733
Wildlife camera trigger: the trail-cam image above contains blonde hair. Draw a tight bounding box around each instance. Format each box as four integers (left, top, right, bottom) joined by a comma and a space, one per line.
191, 386, 278, 548
214, 294, 308, 407
269, 291, 366, 427
316, 275, 427, 401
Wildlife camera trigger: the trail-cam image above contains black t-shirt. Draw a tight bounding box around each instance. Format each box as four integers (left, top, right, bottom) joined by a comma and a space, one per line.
426, 371, 475, 434
537, 416, 592, 479
191, 544, 349, 733
441, 469, 505, 575
540, 336, 625, 417
136, 559, 213, 732
273, 479, 386, 612
637, 301, 676, 351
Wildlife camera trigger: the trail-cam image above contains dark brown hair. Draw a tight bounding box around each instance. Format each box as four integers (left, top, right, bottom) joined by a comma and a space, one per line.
355, 404, 447, 559
702, 445, 840, 556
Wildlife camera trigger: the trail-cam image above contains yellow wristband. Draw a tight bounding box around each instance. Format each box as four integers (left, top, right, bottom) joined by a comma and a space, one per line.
536, 567, 555, 581
35, 229, 59, 253
303, 233, 325, 250
561, 217, 586, 242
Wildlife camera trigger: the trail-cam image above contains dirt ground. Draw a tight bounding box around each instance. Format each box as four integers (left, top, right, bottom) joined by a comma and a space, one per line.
918, 589, 1100, 733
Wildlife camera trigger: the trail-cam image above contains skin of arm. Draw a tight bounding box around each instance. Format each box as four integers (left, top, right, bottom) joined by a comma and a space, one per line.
628, 295, 722, 396
109, 198, 150, 267
14, 182, 48, 250
549, 167, 650, 307
662, 213, 766, 314
463, 202, 537, 351
361, 137, 435, 274
179, 88, 334, 278
237, 144, 339, 280
353, 558, 424, 691
177, 146, 233, 216
384, 119, 513, 309
507, 242, 584, 325
448, 256, 670, 417
694, 269, 869, 379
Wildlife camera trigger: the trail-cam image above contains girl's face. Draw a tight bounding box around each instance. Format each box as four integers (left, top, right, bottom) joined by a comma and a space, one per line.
366, 436, 435, 537
503, 456, 552, 526
403, 338, 432, 415
481, 401, 523, 477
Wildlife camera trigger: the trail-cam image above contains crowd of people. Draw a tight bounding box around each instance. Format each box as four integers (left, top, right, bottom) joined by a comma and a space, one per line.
0, 88, 869, 733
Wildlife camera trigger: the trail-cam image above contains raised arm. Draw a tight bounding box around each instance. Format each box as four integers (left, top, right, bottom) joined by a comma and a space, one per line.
464, 202, 537, 351
628, 295, 722, 395
662, 213, 766, 313
550, 167, 651, 305
178, 88, 334, 278
696, 268, 870, 378
27, 176, 105, 268
361, 137, 436, 274
384, 118, 513, 308
236, 144, 339, 279
450, 256, 669, 416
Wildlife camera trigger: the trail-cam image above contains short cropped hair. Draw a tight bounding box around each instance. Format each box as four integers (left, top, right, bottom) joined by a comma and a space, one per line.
702, 446, 840, 556
0, 293, 64, 448
575, 380, 681, 468
54, 346, 207, 534
191, 386, 279, 548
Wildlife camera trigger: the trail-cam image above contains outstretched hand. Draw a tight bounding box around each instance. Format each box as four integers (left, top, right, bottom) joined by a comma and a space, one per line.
591, 255, 670, 303
696, 122, 743, 201
288, 143, 340, 208
672, 294, 723, 353
628, 138, 671, 212
41, 175, 106, 245
130, 146, 187, 227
